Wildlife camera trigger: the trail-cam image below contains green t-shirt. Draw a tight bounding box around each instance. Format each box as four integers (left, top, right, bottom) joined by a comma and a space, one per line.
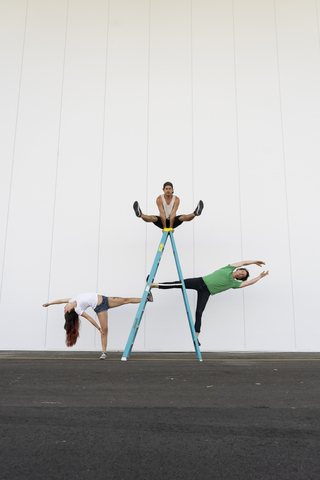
202, 265, 242, 295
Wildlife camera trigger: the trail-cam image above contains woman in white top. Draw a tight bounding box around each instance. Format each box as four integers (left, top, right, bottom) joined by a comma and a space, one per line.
43, 291, 153, 359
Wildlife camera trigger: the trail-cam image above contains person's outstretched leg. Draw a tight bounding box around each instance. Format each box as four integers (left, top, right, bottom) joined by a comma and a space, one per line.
177, 201, 204, 223
183, 278, 210, 340
150, 280, 183, 289
194, 200, 204, 216
151, 277, 202, 291
151, 277, 209, 340
194, 289, 210, 337
108, 297, 142, 308
133, 201, 158, 223
178, 213, 195, 222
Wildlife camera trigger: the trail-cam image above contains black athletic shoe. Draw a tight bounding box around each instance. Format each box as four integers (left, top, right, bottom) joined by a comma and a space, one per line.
193, 339, 201, 347
133, 201, 142, 217
147, 291, 153, 302
194, 200, 204, 216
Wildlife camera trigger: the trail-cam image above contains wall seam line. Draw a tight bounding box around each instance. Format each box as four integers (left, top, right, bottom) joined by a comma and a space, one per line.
273, 0, 297, 349
316, 0, 320, 52
143, 0, 152, 350
191, 0, 195, 282
231, 0, 246, 349
95, 0, 111, 350
44, 0, 70, 348
0, 0, 29, 305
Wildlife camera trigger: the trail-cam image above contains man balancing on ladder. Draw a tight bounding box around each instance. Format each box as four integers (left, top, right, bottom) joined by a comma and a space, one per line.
133, 181, 204, 230
149, 261, 269, 345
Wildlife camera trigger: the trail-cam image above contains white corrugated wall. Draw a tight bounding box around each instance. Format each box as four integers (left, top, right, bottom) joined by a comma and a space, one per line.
0, 0, 320, 351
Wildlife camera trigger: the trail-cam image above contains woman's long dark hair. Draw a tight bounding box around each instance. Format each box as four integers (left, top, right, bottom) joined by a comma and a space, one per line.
64, 309, 80, 347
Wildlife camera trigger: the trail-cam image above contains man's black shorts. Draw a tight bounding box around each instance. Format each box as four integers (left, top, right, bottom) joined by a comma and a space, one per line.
153, 216, 183, 229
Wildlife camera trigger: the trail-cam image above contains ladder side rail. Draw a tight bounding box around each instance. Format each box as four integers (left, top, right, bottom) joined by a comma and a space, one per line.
121, 231, 169, 360
121, 289, 149, 359
169, 233, 203, 361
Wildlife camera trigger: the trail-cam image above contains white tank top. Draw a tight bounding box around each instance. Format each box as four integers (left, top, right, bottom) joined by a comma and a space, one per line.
69, 293, 98, 315
161, 194, 176, 219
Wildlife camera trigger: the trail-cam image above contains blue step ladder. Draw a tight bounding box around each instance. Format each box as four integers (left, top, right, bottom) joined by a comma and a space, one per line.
121, 228, 202, 362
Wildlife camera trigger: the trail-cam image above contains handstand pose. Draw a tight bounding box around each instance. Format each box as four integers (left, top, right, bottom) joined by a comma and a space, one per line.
133, 181, 204, 230
43, 291, 153, 359
150, 261, 268, 344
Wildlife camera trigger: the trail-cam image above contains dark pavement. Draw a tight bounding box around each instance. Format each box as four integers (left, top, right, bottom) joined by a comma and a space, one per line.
1, 351, 320, 479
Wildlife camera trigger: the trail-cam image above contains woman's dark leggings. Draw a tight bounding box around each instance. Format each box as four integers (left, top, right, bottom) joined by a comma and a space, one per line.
158, 277, 210, 333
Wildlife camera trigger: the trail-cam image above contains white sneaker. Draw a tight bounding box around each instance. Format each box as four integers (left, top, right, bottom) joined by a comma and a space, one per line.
100, 352, 107, 360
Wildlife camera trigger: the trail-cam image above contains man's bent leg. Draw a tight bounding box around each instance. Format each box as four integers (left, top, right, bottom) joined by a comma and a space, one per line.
153, 277, 208, 337
141, 213, 159, 223
154, 277, 203, 290
178, 213, 195, 222
152, 216, 166, 229
178, 201, 204, 223
133, 201, 159, 223
157, 281, 183, 289
194, 288, 210, 333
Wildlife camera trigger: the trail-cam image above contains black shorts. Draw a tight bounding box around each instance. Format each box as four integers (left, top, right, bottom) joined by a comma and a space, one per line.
153, 215, 183, 229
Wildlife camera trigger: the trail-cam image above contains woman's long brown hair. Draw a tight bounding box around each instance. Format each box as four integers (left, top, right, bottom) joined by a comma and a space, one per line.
64, 309, 80, 346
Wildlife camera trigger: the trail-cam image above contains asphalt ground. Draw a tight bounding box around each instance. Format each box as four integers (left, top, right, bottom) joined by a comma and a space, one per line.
1, 351, 320, 480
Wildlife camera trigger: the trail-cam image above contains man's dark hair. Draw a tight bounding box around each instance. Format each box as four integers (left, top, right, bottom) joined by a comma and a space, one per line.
236, 268, 250, 281
163, 182, 173, 189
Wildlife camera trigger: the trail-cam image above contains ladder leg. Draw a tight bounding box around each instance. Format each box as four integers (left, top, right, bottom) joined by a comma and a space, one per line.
169, 232, 203, 362
121, 231, 169, 361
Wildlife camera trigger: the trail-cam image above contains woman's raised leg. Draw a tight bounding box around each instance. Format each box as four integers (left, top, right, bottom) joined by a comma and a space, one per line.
108, 297, 141, 308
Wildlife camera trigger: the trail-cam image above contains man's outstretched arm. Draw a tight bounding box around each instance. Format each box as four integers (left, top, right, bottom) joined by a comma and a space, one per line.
169, 196, 180, 229
156, 196, 167, 230
239, 270, 269, 288
231, 260, 265, 268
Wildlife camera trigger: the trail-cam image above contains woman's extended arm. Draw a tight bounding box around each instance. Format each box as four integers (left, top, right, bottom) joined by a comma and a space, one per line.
43, 298, 71, 307
81, 312, 102, 333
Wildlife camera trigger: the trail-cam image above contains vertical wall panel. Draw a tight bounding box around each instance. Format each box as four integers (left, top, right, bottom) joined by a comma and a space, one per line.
192, 0, 244, 350
233, 0, 294, 350
45, 0, 109, 349
98, 0, 150, 352
144, 0, 195, 351
275, 0, 320, 350
0, 0, 27, 294
0, 0, 68, 349
0, 0, 320, 352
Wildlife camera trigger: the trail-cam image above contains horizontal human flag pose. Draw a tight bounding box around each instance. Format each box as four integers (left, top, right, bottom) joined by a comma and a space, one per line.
43, 291, 153, 359
133, 181, 204, 231
150, 261, 268, 344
